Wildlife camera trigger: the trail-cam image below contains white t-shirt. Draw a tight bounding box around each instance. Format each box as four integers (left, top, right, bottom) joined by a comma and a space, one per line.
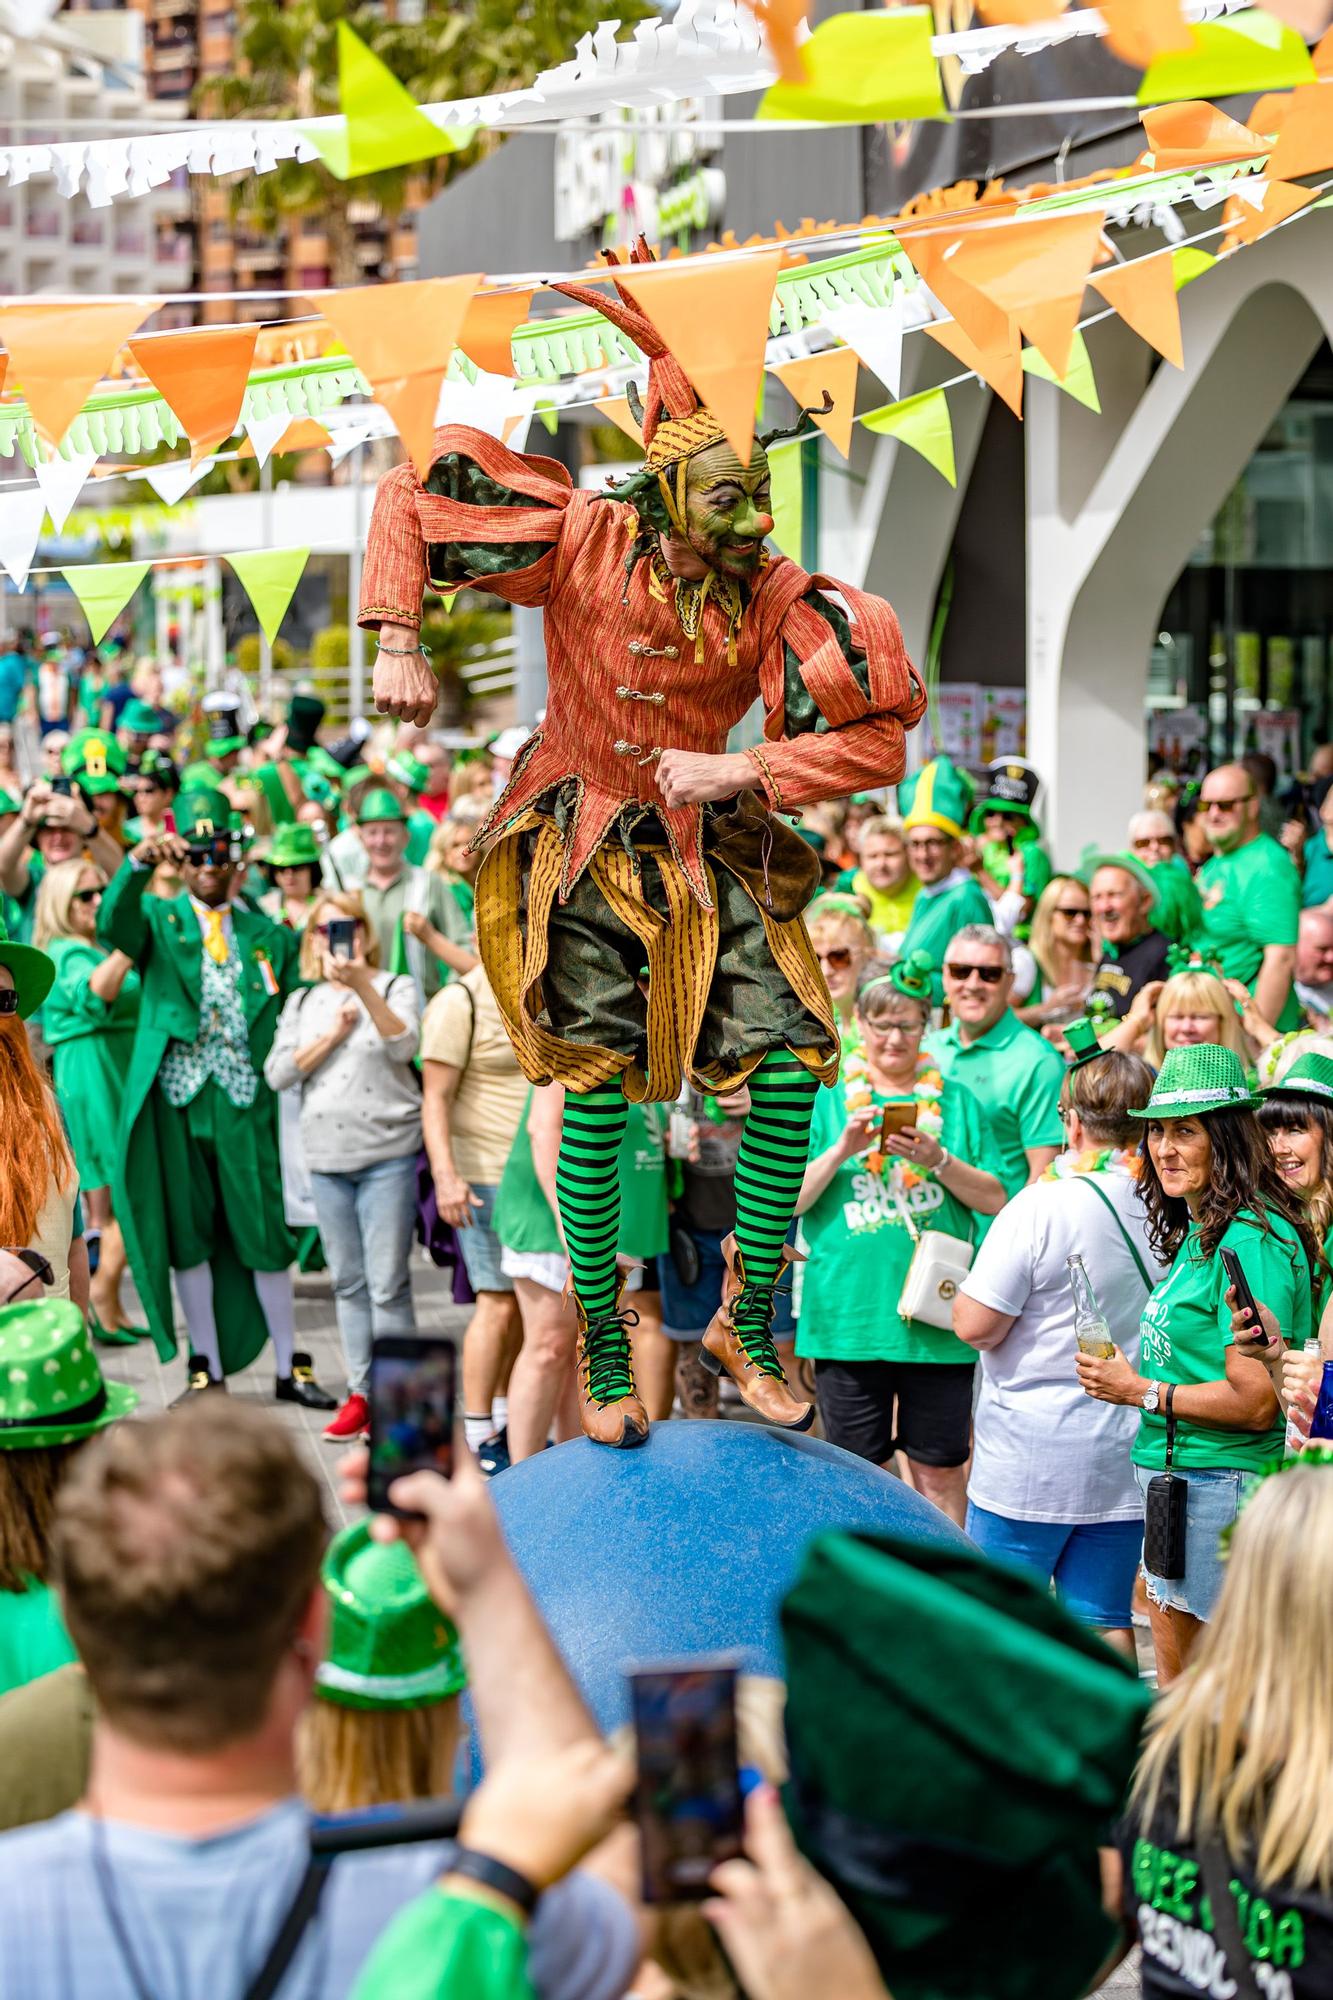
960, 1163, 1162, 1525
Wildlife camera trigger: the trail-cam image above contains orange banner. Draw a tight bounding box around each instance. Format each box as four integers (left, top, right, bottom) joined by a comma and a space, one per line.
0, 298, 159, 449
924, 318, 1023, 418
1221, 179, 1317, 251
618, 249, 785, 466
769, 346, 860, 456
129, 323, 259, 460
1090, 254, 1183, 369
459, 288, 535, 378
1267, 81, 1333, 182
1139, 101, 1267, 171
320, 276, 482, 475
945, 210, 1105, 378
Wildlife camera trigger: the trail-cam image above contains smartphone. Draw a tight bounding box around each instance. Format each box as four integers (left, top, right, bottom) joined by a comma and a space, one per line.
327, 916, 358, 962
367, 1336, 457, 1514
878, 1102, 919, 1147
629, 1658, 744, 1903
49, 775, 74, 798
163, 809, 176, 836
1220, 1248, 1269, 1346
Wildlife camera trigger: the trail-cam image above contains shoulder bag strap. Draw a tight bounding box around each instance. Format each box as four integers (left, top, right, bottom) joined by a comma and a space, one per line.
1079, 1175, 1155, 1293
242, 1854, 334, 2000
1194, 1837, 1264, 2000
1165, 1381, 1177, 1472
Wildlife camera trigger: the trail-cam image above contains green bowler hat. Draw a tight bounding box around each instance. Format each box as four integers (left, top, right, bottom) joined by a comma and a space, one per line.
315, 1521, 466, 1711
0, 915, 55, 1020
0, 1299, 138, 1448
386, 750, 431, 797
177, 788, 232, 843
356, 786, 409, 826
1076, 844, 1163, 922
898, 757, 974, 840
118, 698, 164, 739
1260, 1049, 1333, 1105
780, 1530, 1151, 2000
1129, 1043, 1258, 1121
265, 822, 321, 870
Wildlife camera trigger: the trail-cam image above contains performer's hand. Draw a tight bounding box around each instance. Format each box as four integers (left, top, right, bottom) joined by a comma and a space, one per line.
374, 624, 437, 729
657, 748, 756, 809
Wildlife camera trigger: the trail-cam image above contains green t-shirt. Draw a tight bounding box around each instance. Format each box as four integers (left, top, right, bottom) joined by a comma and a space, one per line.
795, 1070, 1002, 1364
0, 1577, 77, 1699
492, 1092, 669, 1261
926, 1010, 1066, 1197
1133, 1208, 1309, 1472
898, 873, 994, 1001
1302, 830, 1333, 910
351, 1887, 536, 2000
1146, 856, 1203, 948
1197, 834, 1302, 1030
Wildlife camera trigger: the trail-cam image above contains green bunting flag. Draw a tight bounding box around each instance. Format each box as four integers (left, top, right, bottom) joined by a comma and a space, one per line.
230, 548, 309, 644
62, 561, 150, 644
1022, 330, 1101, 413
308, 23, 471, 180
767, 438, 804, 557
1137, 9, 1315, 105
1171, 246, 1217, 290
862, 388, 956, 486
757, 8, 947, 124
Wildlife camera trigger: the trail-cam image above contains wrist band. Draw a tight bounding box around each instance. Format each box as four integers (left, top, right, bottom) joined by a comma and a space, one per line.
935, 1147, 951, 1173
375, 640, 433, 659
448, 1846, 540, 1915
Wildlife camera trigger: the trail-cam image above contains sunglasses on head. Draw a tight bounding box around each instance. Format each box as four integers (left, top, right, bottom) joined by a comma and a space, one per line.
816, 947, 853, 970
72, 887, 102, 905
945, 962, 1007, 985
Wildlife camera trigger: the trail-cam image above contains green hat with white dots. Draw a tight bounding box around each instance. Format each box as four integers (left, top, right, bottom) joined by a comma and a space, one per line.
0, 1299, 138, 1448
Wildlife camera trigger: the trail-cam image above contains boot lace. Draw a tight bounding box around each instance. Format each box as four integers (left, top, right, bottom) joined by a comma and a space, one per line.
580, 1308, 640, 1405
728, 1284, 786, 1379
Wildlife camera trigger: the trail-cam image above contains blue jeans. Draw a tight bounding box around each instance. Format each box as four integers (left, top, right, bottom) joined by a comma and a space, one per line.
309, 1154, 419, 1395
965, 1504, 1144, 1630
1133, 1462, 1254, 1623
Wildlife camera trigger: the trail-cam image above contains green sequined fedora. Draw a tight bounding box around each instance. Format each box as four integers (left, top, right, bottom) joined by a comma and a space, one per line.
0, 915, 55, 1020
1129, 1043, 1258, 1120
315, 1521, 467, 1711
1260, 1049, 1333, 1105
0, 1299, 138, 1448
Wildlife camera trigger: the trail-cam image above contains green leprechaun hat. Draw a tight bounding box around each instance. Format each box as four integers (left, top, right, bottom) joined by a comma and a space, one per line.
118, 698, 164, 740
887, 950, 934, 1005
386, 750, 430, 796
62, 728, 127, 797
0, 1299, 138, 1448
1076, 845, 1163, 923
265, 822, 321, 871
286, 692, 325, 757
1064, 1017, 1106, 1072
1129, 1043, 1258, 1121
176, 787, 232, 844
898, 758, 974, 840
1260, 1049, 1333, 1106
201, 693, 247, 757
315, 1521, 466, 1712
355, 786, 409, 826
0, 915, 55, 1020
966, 758, 1042, 836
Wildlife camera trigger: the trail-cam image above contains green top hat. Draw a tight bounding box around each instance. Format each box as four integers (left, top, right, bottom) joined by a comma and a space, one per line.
0, 916, 55, 1020
315, 1522, 466, 1712
780, 1530, 1151, 2000
286, 692, 325, 757
176, 788, 233, 844
1129, 1043, 1258, 1121
265, 822, 321, 871
202, 695, 246, 757
898, 757, 974, 840
860, 950, 934, 1009
356, 786, 409, 827
1076, 845, 1163, 922
386, 750, 430, 796
967, 758, 1041, 835
135, 750, 178, 790
1064, 1017, 1107, 1072
300, 746, 347, 790
0, 1299, 138, 1447
1260, 1049, 1333, 1106
62, 728, 127, 797
118, 699, 164, 739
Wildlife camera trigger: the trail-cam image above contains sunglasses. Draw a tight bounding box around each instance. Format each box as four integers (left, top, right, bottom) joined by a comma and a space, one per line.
1, 1246, 53, 1298
1053, 905, 1090, 919
945, 962, 1007, 985
1201, 796, 1251, 814
1131, 836, 1173, 850
816, 947, 853, 970
0, 990, 17, 1015
72, 887, 103, 905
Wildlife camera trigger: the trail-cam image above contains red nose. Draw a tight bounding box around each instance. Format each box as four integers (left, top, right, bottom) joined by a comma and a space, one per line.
754, 513, 774, 537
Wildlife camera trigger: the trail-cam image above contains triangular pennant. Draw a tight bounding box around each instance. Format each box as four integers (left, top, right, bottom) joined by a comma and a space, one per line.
862, 387, 956, 486
321, 276, 481, 476
1267, 81, 1333, 181
459, 289, 533, 378
901, 231, 1015, 356
820, 302, 903, 401
767, 439, 804, 556
976, 0, 1065, 21
947, 210, 1105, 379
742, 0, 810, 85
756, 8, 945, 122
1220, 177, 1317, 250
923, 318, 1023, 419
326, 424, 378, 468
0, 486, 48, 591
1090, 254, 1183, 369
594, 397, 644, 444
617, 249, 784, 466
229, 548, 309, 645
1137, 12, 1315, 104
1173, 245, 1217, 287
307, 22, 470, 180
1316, 23, 1333, 74
1098, 0, 1194, 70
769, 347, 860, 456
129, 324, 258, 461
142, 457, 216, 506
33, 450, 96, 533
63, 560, 150, 644
1139, 100, 1268, 171
0, 298, 159, 450
241, 411, 295, 468
1022, 331, 1101, 412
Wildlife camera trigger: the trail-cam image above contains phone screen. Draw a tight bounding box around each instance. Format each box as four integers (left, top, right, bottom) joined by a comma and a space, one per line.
49, 775, 74, 798
367, 1338, 456, 1513
327, 917, 357, 962
878, 1102, 918, 1147
630, 1662, 743, 1903
1220, 1249, 1268, 1345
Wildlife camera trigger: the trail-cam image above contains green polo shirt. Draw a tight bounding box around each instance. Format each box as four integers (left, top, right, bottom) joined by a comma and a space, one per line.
1302, 830, 1333, 910
926, 1009, 1065, 1196
1197, 833, 1302, 1030
899, 872, 994, 1002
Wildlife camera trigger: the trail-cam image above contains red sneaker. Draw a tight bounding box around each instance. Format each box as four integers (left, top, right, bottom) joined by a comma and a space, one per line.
323, 1393, 369, 1441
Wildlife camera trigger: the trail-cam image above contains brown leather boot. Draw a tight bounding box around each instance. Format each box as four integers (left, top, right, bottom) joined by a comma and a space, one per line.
574, 1296, 650, 1449
700, 1234, 814, 1430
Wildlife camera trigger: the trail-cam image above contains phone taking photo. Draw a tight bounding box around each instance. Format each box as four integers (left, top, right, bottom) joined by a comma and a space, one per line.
1220, 1248, 1269, 1346
367, 1336, 457, 1515
327, 916, 358, 962
629, 1658, 744, 1903
878, 1102, 918, 1149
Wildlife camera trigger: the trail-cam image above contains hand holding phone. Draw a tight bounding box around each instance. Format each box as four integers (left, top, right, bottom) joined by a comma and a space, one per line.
630, 1659, 744, 1903
1221, 1248, 1270, 1347
327, 916, 358, 962
878, 1102, 918, 1149
367, 1336, 457, 1515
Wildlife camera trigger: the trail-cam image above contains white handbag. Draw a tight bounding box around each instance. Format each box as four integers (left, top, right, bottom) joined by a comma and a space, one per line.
891, 1183, 975, 1330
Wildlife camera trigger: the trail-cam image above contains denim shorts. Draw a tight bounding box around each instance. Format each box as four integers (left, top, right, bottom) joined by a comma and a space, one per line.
657, 1226, 796, 1344
454, 1184, 512, 1295
1133, 1461, 1256, 1622
964, 1505, 1144, 1630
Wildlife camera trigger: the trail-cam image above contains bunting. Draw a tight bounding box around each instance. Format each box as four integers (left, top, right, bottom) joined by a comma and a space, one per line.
129, 324, 260, 461
230, 548, 310, 643
617, 250, 785, 466
62, 561, 151, 644
1090, 254, 1185, 368
320, 276, 482, 476
863, 389, 956, 486
768, 348, 860, 456
0, 299, 159, 450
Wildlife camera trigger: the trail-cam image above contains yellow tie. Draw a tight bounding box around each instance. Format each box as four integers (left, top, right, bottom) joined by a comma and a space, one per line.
202, 908, 229, 966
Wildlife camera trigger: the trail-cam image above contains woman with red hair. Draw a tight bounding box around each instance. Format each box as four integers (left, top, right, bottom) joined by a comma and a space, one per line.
0, 919, 86, 1308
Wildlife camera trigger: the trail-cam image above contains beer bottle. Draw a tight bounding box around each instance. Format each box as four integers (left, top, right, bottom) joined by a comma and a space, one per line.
1067, 1254, 1115, 1359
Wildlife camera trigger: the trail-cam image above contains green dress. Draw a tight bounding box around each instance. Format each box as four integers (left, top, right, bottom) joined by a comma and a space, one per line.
493, 1090, 669, 1260
43, 937, 140, 1191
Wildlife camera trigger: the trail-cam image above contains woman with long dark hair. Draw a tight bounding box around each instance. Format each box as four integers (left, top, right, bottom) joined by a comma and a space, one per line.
1077, 1044, 1314, 1685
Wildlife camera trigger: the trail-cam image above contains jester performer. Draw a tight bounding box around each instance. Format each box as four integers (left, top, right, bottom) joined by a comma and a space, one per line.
361, 250, 926, 1449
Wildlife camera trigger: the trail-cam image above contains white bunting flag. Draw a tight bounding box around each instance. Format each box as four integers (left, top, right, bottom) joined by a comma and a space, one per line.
33, 451, 97, 533
821, 303, 904, 403
243, 411, 295, 469
0, 486, 50, 590
142, 457, 216, 506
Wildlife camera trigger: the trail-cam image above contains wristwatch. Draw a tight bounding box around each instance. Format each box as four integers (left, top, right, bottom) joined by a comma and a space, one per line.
1141, 1381, 1161, 1413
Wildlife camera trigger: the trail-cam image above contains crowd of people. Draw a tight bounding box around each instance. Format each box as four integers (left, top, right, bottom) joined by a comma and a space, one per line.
5, 633, 1333, 1996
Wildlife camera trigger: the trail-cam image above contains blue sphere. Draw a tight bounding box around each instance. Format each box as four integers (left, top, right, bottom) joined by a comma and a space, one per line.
488, 1421, 967, 1737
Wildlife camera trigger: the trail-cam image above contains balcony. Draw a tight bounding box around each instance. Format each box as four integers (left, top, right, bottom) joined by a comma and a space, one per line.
71, 216, 104, 245
114, 227, 149, 258
25, 209, 61, 239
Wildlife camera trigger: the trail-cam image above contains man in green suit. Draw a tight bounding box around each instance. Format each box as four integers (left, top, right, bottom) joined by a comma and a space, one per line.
100, 787, 336, 1406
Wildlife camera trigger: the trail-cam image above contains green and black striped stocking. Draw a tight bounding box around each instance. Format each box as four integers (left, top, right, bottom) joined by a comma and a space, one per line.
556, 1080, 628, 1324
732, 1052, 819, 1333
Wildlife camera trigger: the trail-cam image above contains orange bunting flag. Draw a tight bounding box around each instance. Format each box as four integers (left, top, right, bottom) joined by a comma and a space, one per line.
617, 250, 784, 466
0, 298, 159, 450
594, 397, 644, 443
976, 0, 1065, 23
1139, 101, 1267, 170
1098, 0, 1194, 70
923, 318, 1024, 419
742, 0, 810, 85
459, 288, 534, 378
1248, 92, 1293, 138
1267, 82, 1333, 182
237, 418, 334, 460
129, 324, 259, 461
320, 276, 482, 476
1089, 254, 1184, 369
768, 347, 860, 456
944, 210, 1105, 379
901, 231, 1015, 356
1316, 24, 1333, 74
1220, 179, 1317, 252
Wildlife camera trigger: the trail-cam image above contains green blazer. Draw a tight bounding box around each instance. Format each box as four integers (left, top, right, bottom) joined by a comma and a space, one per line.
99, 860, 303, 1373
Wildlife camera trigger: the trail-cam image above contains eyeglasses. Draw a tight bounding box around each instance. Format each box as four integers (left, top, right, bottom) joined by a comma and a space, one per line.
816, 947, 852, 970
863, 1019, 921, 1041
907, 836, 948, 853
1053, 906, 1090, 919
71, 887, 103, 905
1131, 835, 1174, 851
1, 1246, 53, 1300
945, 962, 1006, 985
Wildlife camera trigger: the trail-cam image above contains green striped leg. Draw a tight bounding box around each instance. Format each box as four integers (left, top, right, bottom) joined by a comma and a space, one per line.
556, 1082, 633, 1400
731, 1052, 819, 1366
